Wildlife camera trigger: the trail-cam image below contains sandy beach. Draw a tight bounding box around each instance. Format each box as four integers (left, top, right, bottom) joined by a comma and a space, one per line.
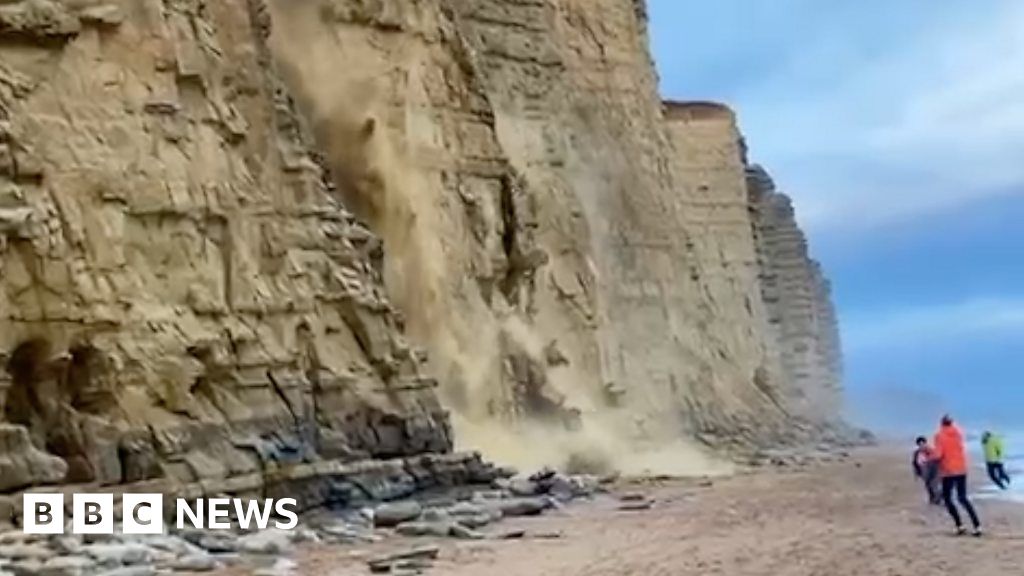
268, 450, 1024, 576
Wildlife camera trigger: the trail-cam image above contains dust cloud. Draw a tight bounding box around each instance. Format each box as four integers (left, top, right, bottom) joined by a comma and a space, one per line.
266, 2, 724, 477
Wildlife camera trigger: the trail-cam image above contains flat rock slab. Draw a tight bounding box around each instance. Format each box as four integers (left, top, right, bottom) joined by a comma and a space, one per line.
0, 544, 54, 561
492, 529, 526, 540
237, 529, 293, 555
83, 544, 153, 566
93, 567, 156, 576
38, 555, 95, 576
394, 521, 452, 538
389, 558, 434, 575
530, 531, 564, 540
138, 535, 201, 557
192, 533, 239, 554
453, 512, 494, 529
368, 544, 440, 572
165, 554, 218, 572
618, 500, 654, 511
419, 508, 451, 523
449, 525, 484, 540
6, 560, 44, 576
493, 497, 550, 517
446, 502, 485, 517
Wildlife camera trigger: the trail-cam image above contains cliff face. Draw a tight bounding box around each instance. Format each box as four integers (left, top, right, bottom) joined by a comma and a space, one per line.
662, 102, 792, 441
0, 0, 846, 497
0, 0, 451, 494
747, 166, 844, 419
447, 0, 803, 459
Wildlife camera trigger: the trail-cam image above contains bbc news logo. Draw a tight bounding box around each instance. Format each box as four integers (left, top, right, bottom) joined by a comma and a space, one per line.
23, 494, 299, 534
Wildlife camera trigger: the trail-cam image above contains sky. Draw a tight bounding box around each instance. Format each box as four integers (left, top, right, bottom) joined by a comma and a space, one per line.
647, 0, 1024, 433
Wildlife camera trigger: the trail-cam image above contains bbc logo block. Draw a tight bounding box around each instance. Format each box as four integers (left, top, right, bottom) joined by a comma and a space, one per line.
22, 493, 64, 534
23, 493, 164, 535
22, 494, 298, 534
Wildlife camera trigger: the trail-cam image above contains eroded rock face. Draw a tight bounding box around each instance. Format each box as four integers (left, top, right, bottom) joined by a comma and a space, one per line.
662, 102, 793, 444
0, 0, 849, 492
663, 102, 846, 432
747, 166, 844, 420
0, 0, 450, 492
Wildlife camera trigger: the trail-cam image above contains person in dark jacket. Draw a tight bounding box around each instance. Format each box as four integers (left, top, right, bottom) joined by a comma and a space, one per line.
912, 436, 941, 505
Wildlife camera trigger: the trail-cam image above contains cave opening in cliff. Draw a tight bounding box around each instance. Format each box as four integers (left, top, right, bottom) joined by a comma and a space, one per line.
5, 339, 101, 481
4, 338, 52, 428
63, 344, 116, 415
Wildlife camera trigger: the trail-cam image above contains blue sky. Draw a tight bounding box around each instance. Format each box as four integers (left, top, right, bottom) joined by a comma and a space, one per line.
648, 1, 1024, 433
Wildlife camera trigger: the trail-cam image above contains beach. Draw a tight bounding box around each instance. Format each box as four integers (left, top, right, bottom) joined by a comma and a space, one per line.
268, 450, 1024, 576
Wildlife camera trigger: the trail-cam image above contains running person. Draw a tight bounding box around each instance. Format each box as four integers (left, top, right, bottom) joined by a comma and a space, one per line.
933, 415, 982, 536
981, 431, 1011, 490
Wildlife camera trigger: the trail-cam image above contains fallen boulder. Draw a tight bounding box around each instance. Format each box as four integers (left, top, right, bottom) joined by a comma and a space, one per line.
373, 501, 423, 528
190, 533, 238, 554
237, 529, 292, 555
493, 497, 550, 517
166, 554, 218, 572
449, 524, 484, 540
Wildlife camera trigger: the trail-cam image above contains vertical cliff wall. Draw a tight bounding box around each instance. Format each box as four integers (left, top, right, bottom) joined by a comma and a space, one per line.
747, 166, 844, 420
662, 101, 790, 437
0, 0, 849, 494
450, 0, 794, 459
0, 0, 451, 494
265, 0, 814, 470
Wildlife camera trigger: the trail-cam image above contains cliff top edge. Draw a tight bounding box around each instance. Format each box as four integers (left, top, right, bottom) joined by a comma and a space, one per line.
662, 100, 736, 122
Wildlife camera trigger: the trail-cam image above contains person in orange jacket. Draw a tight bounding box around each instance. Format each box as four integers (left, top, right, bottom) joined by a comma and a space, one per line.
933, 414, 982, 536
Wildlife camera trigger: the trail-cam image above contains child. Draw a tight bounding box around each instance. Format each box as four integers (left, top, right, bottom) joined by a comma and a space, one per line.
912, 436, 941, 505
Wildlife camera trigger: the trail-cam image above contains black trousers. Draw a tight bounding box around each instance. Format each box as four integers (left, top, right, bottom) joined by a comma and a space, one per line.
942, 475, 980, 529
986, 462, 1011, 489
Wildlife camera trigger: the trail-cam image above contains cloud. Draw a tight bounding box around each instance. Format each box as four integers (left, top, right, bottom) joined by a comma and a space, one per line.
650, 2, 1024, 430
651, 0, 1024, 233
842, 297, 1024, 354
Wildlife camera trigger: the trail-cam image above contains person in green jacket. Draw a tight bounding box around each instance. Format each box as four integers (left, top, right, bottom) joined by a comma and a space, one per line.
981, 431, 1011, 490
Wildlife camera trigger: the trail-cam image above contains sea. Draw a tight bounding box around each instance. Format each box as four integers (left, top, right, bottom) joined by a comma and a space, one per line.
967, 430, 1024, 502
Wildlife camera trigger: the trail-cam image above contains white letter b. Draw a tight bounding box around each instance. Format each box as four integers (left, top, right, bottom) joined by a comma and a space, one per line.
23, 494, 64, 534
72, 494, 113, 534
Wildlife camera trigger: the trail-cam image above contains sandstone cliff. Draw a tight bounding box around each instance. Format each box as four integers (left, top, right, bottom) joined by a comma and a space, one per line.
0, 0, 847, 501
747, 165, 844, 419
0, 0, 452, 495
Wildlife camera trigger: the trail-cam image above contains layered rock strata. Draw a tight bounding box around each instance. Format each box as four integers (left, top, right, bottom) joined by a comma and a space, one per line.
661, 101, 792, 442
0, 0, 450, 494
747, 166, 844, 419
662, 101, 845, 428
0, 0, 849, 498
